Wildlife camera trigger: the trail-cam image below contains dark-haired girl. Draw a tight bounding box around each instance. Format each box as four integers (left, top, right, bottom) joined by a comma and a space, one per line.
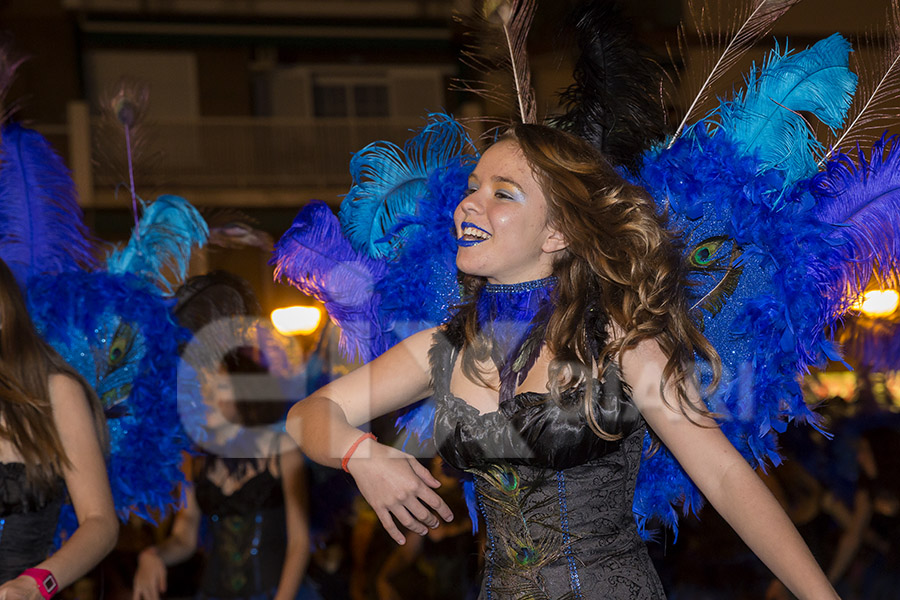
0, 258, 118, 598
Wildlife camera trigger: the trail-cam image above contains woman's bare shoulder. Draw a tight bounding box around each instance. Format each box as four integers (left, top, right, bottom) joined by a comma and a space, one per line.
48, 372, 88, 400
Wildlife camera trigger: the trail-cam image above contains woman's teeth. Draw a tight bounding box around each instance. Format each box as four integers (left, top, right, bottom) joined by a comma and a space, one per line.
457, 224, 491, 247
462, 226, 490, 239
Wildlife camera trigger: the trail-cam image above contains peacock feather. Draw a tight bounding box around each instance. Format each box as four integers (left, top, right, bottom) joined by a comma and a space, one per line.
470, 463, 575, 600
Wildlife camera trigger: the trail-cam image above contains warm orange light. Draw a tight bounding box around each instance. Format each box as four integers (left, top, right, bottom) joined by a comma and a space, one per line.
271, 306, 322, 336
851, 289, 900, 317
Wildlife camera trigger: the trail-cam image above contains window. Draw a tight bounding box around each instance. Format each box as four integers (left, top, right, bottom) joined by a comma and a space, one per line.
312, 78, 389, 117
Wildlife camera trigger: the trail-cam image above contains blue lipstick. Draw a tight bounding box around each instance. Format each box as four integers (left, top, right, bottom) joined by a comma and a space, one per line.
457, 221, 491, 247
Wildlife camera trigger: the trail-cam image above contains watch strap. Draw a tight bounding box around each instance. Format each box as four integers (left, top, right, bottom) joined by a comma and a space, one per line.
21, 568, 59, 599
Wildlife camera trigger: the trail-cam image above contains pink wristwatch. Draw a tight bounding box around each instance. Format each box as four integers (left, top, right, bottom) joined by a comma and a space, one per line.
21, 568, 59, 599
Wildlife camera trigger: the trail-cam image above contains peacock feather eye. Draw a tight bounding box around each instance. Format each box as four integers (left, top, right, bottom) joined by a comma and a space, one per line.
687, 236, 745, 318
500, 469, 519, 492
515, 545, 538, 566
108, 323, 135, 366
690, 236, 728, 268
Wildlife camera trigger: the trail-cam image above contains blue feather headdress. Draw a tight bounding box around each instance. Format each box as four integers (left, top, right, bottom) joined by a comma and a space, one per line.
274, 31, 900, 539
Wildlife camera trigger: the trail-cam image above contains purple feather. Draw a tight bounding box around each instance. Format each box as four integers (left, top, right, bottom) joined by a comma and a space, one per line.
0, 123, 98, 286
812, 135, 900, 318
272, 201, 389, 362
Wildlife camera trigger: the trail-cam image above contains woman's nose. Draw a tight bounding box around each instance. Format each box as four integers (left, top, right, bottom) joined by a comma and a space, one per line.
457, 189, 483, 214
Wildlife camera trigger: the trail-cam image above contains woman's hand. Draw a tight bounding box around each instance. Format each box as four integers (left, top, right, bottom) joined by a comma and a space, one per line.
132, 548, 167, 600
0, 576, 42, 600
347, 440, 454, 544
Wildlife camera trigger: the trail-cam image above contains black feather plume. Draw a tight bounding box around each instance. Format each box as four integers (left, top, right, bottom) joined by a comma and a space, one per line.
553, 0, 669, 172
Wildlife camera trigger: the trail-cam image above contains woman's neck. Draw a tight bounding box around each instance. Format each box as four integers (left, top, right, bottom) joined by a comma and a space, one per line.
475, 275, 557, 404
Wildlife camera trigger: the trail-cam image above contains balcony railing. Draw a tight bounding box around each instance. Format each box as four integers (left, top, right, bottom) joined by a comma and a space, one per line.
89, 115, 431, 189
62, 0, 458, 19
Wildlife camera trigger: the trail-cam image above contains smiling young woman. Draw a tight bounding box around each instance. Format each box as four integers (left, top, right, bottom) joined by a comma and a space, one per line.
453, 139, 567, 285
286, 124, 839, 600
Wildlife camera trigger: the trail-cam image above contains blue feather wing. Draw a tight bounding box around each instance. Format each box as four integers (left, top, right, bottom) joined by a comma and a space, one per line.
273, 200, 390, 362
29, 271, 195, 524
0, 123, 98, 285
715, 34, 856, 185
339, 113, 477, 259
106, 194, 208, 295
634, 127, 833, 537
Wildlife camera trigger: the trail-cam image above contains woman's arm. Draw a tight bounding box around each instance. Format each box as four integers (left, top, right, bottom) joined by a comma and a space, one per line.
620, 339, 839, 600
132, 461, 202, 600
286, 327, 453, 545
0, 374, 119, 600
274, 440, 311, 600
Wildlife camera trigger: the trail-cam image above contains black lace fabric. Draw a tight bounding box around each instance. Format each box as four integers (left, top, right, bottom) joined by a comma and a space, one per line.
0, 462, 64, 584
193, 459, 288, 599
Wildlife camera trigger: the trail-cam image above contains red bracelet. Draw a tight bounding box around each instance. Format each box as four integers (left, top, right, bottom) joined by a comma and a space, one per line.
342, 432, 377, 473
21, 568, 59, 599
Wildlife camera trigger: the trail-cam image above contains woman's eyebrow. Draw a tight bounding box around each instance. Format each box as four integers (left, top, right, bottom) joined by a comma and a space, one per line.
492, 175, 523, 190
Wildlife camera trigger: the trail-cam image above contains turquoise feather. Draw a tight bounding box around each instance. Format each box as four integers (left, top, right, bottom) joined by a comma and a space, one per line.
106, 194, 208, 295
714, 33, 856, 185
339, 113, 477, 259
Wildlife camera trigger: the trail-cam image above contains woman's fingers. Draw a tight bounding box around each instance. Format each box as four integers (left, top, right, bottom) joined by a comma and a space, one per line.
403, 494, 441, 530
374, 506, 407, 545
353, 445, 456, 543
415, 484, 455, 524
410, 457, 442, 488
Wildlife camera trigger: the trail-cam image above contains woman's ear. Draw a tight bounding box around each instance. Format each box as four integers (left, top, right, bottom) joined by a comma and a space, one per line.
542, 227, 568, 254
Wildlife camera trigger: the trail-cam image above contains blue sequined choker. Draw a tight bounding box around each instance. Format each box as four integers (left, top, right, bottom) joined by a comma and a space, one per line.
483, 276, 558, 294
476, 276, 557, 404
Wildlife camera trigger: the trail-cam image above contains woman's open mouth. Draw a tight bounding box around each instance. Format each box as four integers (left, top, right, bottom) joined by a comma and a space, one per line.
457, 222, 492, 247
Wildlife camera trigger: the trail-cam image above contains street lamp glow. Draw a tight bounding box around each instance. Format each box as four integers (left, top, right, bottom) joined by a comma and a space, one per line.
271, 306, 322, 335
851, 289, 900, 318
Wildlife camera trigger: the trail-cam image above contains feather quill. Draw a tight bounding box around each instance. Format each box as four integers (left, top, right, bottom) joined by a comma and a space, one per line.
340, 113, 477, 259
455, 0, 538, 124
106, 194, 208, 295
0, 123, 98, 285
553, 0, 669, 172
0, 46, 26, 125
824, 0, 900, 161
669, 0, 803, 145
714, 34, 856, 183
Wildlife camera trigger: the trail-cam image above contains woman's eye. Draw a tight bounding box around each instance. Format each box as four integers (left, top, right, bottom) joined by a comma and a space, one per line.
464, 187, 477, 196
495, 190, 512, 200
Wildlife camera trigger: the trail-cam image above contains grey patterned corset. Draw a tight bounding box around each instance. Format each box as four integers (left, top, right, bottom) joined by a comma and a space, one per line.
431, 333, 666, 600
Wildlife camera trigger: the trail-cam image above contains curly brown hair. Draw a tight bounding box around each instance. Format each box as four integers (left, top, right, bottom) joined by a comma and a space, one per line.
457, 123, 720, 439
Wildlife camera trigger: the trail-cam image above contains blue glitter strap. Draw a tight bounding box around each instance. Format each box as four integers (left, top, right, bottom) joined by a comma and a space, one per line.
556, 470, 584, 599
